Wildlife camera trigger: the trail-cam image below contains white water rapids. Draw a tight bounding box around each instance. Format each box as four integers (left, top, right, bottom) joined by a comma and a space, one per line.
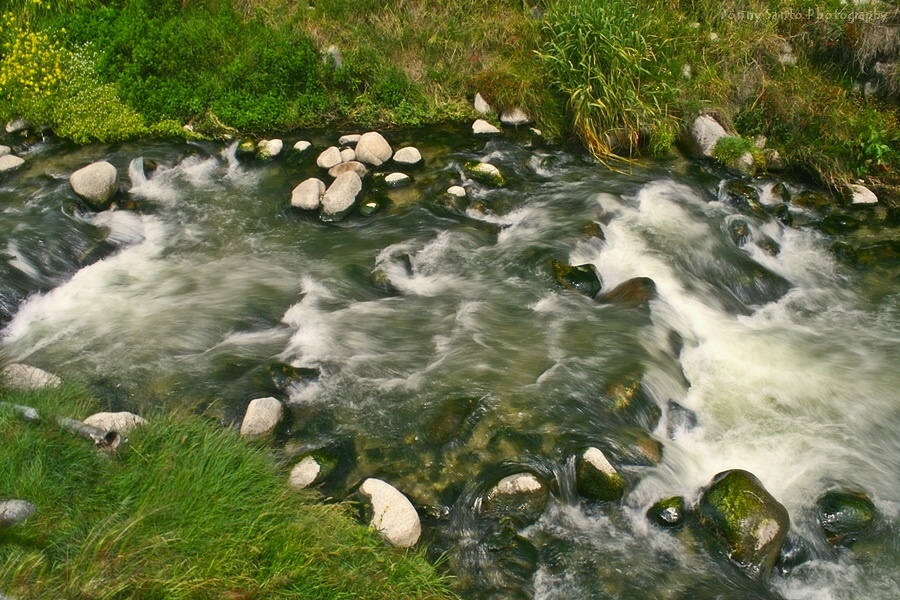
1, 132, 898, 599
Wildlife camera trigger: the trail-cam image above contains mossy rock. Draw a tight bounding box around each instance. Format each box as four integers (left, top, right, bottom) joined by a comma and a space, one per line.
728, 218, 752, 247
464, 161, 507, 187
819, 214, 862, 235
817, 490, 876, 546
721, 180, 765, 218
767, 203, 793, 227
550, 259, 602, 298
791, 190, 832, 210
648, 496, 686, 528
697, 469, 790, 581
424, 395, 481, 446
575, 447, 625, 502
855, 240, 900, 266
236, 137, 257, 159
267, 362, 321, 392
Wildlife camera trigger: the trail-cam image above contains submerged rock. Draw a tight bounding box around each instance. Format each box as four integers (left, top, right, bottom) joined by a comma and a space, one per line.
597, 277, 657, 310
648, 496, 687, 528
0, 499, 35, 528
83, 411, 148, 434
551, 260, 602, 298
239, 397, 284, 438
266, 362, 320, 392
697, 469, 790, 581
817, 490, 876, 546
720, 180, 765, 217
359, 478, 421, 548
483, 473, 549, 525
820, 214, 862, 235
575, 447, 625, 501
666, 400, 698, 438
2, 363, 62, 390
70, 161, 119, 210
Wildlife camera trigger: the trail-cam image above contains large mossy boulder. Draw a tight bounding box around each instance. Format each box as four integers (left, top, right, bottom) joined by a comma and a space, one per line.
575, 447, 625, 501
551, 260, 602, 298
816, 490, 876, 546
697, 469, 790, 581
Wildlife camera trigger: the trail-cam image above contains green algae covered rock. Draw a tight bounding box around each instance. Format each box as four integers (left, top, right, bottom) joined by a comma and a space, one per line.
817, 490, 876, 546
464, 161, 507, 187
647, 496, 686, 528
551, 259, 602, 298
697, 469, 790, 581
575, 447, 625, 501
482, 473, 549, 525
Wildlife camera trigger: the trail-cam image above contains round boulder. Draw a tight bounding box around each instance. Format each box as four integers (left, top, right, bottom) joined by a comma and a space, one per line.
316, 146, 342, 170
321, 171, 363, 219
257, 139, 283, 159
291, 178, 326, 211
697, 469, 790, 581
393, 146, 423, 167
688, 114, 728, 159
339, 148, 356, 163
83, 411, 148, 434
328, 161, 367, 179
384, 172, 412, 187
359, 478, 421, 548
575, 447, 625, 501
0, 154, 23, 172
292, 140, 312, 153
239, 397, 284, 438
447, 185, 467, 198
2, 363, 61, 390
288, 456, 328, 490
70, 161, 119, 210
355, 132, 393, 166
464, 161, 506, 187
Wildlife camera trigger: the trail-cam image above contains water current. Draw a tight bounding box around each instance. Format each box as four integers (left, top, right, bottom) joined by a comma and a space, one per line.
1, 126, 899, 599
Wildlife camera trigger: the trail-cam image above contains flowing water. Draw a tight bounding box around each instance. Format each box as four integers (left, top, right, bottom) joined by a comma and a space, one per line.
2, 126, 899, 599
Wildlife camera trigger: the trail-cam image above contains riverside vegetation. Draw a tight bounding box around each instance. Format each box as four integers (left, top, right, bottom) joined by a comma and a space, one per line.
0, 384, 455, 599
0, 0, 898, 190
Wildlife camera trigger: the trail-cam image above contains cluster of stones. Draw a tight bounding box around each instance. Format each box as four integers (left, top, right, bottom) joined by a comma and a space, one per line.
288, 131, 424, 221
0, 120, 29, 174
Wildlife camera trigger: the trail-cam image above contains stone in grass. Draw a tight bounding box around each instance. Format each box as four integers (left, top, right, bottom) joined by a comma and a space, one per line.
697, 469, 790, 581
473, 119, 501, 135
474, 93, 493, 115
355, 132, 393, 167
291, 178, 325, 211
688, 114, 728, 159
551, 260, 602, 298
6, 118, 30, 134
70, 161, 119, 210
0, 499, 36, 528
844, 184, 878, 206
647, 496, 687, 528
0, 154, 23, 173
321, 171, 363, 219
464, 161, 506, 187
316, 146, 342, 170
288, 455, 336, 490
482, 473, 549, 525
359, 478, 421, 548
817, 490, 876, 547
2, 363, 61, 390
83, 412, 148, 434
384, 172, 412, 187
575, 447, 625, 501
239, 397, 284, 438
500, 107, 532, 126
392, 147, 423, 167
256, 138, 283, 159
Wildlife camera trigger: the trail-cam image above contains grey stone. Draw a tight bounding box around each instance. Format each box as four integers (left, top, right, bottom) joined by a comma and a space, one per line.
473, 119, 501, 135
239, 397, 284, 438
291, 178, 325, 210
257, 139, 283, 158
392, 146, 423, 166
447, 185, 466, 198
83, 411, 148, 434
576, 447, 625, 501
474, 92, 493, 114
339, 148, 356, 163
2, 364, 61, 390
322, 171, 362, 217
339, 134, 361, 146
846, 183, 878, 205
0, 154, 24, 172
500, 107, 532, 126
0, 145, 9, 157
359, 478, 421, 548
689, 115, 728, 158
0, 500, 35, 528
385, 172, 411, 187
464, 161, 506, 187
483, 473, 549, 524
5, 118, 30, 134
292, 140, 312, 153
355, 132, 393, 166
328, 161, 367, 179
70, 161, 119, 210
316, 146, 342, 170
288, 456, 321, 490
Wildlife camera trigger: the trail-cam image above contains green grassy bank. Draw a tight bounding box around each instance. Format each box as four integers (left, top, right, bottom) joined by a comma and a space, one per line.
1, 0, 898, 189
0, 385, 455, 599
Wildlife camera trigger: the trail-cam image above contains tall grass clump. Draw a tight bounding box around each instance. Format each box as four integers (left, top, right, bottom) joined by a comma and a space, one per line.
538, 0, 685, 159
0, 385, 455, 599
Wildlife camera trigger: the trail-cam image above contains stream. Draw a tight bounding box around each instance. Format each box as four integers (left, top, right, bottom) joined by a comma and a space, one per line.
1, 125, 899, 599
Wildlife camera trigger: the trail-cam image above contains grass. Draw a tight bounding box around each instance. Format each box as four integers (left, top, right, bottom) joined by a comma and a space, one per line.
0, 385, 455, 599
